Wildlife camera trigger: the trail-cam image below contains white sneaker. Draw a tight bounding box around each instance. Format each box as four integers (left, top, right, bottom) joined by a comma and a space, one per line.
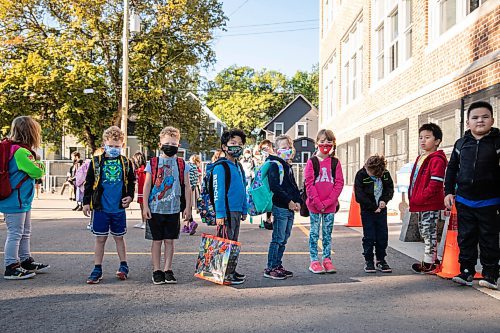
133, 222, 145, 229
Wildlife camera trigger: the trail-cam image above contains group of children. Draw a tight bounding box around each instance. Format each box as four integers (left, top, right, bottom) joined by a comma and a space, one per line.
0, 101, 498, 290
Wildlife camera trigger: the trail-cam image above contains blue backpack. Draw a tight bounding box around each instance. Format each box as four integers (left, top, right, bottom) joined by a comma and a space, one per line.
247, 160, 284, 216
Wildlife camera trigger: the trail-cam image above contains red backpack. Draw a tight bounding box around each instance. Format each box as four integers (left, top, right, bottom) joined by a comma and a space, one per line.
0, 139, 34, 200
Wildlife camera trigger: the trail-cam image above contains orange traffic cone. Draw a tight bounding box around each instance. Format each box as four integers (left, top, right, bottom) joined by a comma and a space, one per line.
346, 191, 362, 227
437, 205, 482, 279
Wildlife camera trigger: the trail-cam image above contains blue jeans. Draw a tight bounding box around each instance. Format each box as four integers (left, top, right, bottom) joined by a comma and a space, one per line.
309, 213, 335, 261
267, 206, 294, 270
4, 211, 32, 267
361, 210, 388, 262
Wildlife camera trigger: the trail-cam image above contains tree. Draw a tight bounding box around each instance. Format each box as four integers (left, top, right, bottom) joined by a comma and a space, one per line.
0, 0, 226, 151
290, 64, 319, 107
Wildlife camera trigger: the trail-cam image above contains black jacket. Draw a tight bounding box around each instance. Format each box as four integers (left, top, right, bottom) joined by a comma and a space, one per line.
444, 128, 500, 200
354, 167, 394, 212
267, 155, 302, 209
83, 155, 136, 211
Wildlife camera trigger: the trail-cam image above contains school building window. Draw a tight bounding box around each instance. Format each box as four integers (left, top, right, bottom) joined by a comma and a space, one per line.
419, 108, 459, 158
341, 16, 363, 107
384, 119, 409, 182
337, 138, 360, 185
322, 53, 336, 120
365, 129, 385, 161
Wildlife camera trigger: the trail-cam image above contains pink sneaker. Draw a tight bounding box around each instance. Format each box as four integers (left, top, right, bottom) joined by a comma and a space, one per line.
322, 258, 337, 273
309, 261, 325, 274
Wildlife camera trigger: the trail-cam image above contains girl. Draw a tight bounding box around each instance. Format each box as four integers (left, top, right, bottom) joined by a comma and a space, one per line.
184, 154, 201, 235
304, 129, 344, 274
133, 152, 147, 229
0, 116, 49, 280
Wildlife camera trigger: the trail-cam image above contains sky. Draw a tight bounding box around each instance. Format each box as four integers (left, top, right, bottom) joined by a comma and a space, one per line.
203, 0, 319, 80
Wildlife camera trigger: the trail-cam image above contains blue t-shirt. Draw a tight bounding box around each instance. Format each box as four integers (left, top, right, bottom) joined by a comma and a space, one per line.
145, 157, 190, 214
101, 157, 124, 213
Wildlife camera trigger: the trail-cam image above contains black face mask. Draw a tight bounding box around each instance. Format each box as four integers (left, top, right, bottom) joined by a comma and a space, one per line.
161, 144, 178, 157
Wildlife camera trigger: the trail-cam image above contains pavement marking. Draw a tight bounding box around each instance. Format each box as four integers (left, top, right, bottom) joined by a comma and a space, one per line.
0, 251, 309, 256
296, 220, 323, 250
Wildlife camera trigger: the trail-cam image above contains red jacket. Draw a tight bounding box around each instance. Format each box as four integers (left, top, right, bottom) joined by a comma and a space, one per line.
409, 150, 448, 212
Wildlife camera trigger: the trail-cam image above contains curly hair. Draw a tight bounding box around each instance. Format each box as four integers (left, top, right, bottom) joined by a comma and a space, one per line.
160, 126, 181, 140
102, 126, 124, 142
365, 154, 387, 178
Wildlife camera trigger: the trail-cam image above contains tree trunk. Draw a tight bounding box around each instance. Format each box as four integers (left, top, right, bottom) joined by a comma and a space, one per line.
84, 125, 97, 152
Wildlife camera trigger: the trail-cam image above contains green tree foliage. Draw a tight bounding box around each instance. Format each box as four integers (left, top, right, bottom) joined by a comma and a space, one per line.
205, 64, 318, 136
0, 0, 225, 152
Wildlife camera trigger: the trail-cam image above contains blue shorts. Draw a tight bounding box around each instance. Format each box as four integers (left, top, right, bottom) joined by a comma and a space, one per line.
91, 210, 127, 236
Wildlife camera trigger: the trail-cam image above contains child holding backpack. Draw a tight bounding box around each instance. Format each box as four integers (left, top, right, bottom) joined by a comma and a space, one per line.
304, 129, 344, 274
0, 116, 49, 280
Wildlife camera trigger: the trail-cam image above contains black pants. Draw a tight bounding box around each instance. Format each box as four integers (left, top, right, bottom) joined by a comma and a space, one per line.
216, 212, 242, 275
456, 202, 500, 279
361, 210, 388, 262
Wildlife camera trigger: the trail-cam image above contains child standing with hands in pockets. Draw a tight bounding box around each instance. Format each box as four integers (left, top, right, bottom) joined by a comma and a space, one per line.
304, 129, 344, 274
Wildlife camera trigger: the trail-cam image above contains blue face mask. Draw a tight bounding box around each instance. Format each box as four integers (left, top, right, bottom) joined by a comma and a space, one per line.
104, 145, 121, 158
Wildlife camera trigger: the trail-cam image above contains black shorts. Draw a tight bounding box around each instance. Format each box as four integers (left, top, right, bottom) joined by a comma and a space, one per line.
147, 213, 180, 240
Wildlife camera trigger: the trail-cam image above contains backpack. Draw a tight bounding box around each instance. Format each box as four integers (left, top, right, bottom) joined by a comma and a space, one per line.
300, 156, 340, 217
247, 160, 284, 216
0, 139, 35, 201
197, 159, 243, 225
150, 157, 186, 212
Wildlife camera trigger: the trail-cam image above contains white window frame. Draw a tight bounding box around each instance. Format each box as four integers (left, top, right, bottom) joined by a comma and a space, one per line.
296, 122, 307, 138
321, 52, 336, 121
301, 151, 311, 163
301, 139, 308, 148
274, 122, 284, 137
341, 15, 363, 107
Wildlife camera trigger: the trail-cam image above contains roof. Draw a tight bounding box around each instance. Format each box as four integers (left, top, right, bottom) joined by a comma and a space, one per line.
186, 92, 227, 126
263, 94, 318, 130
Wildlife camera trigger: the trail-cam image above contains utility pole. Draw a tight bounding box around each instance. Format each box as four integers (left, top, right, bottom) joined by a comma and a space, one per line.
120, 0, 130, 150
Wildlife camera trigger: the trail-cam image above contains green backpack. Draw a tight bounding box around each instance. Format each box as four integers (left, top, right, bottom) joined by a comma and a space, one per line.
247, 160, 284, 216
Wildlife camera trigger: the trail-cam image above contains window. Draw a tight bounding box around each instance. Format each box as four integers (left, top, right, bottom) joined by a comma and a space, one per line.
302, 152, 311, 163
389, 10, 399, 72
296, 122, 307, 137
440, 0, 457, 34
384, 120, 409, 180
301, 139, 308, 148
341, 16, 363, 106
468, 0, 487, 14
404, 0, 413, 60
322, 53, 336, 120
274, 122, 284, 136
337, 139, 360, 185
376, 25, 385, 80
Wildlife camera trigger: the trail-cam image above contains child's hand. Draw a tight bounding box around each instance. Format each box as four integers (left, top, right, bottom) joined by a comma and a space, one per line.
241, 214, 247, 221
294, 203, 301, 212
121, 196, 132, 208
143, 205, 152, 220
288, 201, 296, 210
183, 208, 192, 221
375, 208, 381, 213
444, 194, 455, 210
83, 205, 91, 217
216, 218, 225, 226
379, 201, 386, 209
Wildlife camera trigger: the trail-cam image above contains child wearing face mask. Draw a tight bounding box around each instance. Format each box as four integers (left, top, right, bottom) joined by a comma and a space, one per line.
142, 126, 192, 285
258, 139, 275, 230
83, 126, 136, 284
304, 129, 344, 274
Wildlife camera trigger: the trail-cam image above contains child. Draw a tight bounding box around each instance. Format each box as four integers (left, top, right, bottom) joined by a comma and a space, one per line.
142, 127, 192, 285
409, 123, 448, 274
240, 148, 255, 187
213, 129, 248, 285
83, 126, 135, 284
132, 152, 147, 229
304, 129, 344, 274
354, 155, 394, 274
258, 139, 275, 230
183, 154, 200, 235
264, 135, 302, 280
445, 101, 500, 290
0, 116, 49, 280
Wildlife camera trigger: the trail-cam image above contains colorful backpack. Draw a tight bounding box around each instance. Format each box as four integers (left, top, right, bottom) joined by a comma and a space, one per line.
247, 160, 284, 216
149, 157, 186, 211
0, 139, 36, 201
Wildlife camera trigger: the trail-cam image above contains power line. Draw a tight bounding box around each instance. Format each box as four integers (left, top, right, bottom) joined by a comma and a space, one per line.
228, 0, 250, 17
227, 19, 318, 29
215, 27, 318, 38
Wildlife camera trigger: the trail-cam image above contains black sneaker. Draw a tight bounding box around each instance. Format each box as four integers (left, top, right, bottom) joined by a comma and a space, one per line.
411, 261, 438, 275
264, 221, 273, 230
263, 268, 287, 280
364, 261, 376, 273
234, 271, 246, 280
452, 269, 474, 286
277, 265, 293, 277
20, 257, 50, 273
4, 263, 36, 280
478, 276, 498, 290
376, 260, 392, 273
152, 270, 166, 285
226, 274, 245, 285
164, 270, 177, 284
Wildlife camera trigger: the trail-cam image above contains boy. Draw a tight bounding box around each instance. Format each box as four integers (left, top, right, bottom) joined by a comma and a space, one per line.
354, 155, 394, 274
409, 123, 448, 274
264, 135, 302, 280
142, 126, 192, 285
445, 101, 500, 290
213, 129, 248, 285
83, 126, 135, 284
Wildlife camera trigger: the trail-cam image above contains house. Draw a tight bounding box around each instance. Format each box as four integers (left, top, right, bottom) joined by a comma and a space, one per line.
262, 95, 319, 163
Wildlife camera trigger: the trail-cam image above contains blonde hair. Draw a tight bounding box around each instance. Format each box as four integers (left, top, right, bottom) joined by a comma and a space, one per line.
274, 134, 293, 149
316, 129, 337, 156
189, 154, 201, 165
365, 154, 387, 178
160, 126, 181, 140
9, 116, 42, 149
211, 149, 225, 162
102, 126, 124, 142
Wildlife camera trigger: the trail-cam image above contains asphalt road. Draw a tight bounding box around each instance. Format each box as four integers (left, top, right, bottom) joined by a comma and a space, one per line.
0, 200, 499, 333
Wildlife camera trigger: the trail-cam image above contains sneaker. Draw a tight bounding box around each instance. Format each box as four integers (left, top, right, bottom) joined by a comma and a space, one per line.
263, 268, 287, 280
86, 267, 103, 284
226, 274, 245, 285
189, 221, 198, 235
364, 261, 376, 273
164, 270, 177, 284
133, 222, 144, 229
72, 205, 80, 211
20, 257, 50, 273
76, 205, 83, 211
322, 258, 337, 274
452, 270, 474, 286
264, 220, 273, 230
181, 225, 190, 233
4, 263, 36, 280
309, 260, 326, 274
116, 264, 129, 280
411, 261, 438, 275
277, 265, 293, 277
376, 260, 392, 273
234, 271, 246, 280
152, 270, 166, 285
478, 276, 499, 290
86, 223, 91, 230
